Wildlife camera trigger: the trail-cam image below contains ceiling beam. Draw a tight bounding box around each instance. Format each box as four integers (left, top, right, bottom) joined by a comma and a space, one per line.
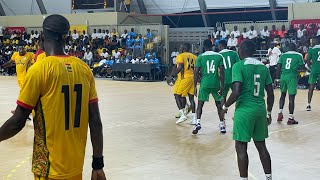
36, 0, 47, 14
137, 0, 147, 14
198, 0, 210, 27
269, 0, 277, 20
0, 2, 6, 16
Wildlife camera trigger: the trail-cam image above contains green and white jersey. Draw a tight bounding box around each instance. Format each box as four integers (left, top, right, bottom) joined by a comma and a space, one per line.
278, 51, 304, 79
196, 51, 224, 88
219, 49, 240, 84
307, 45, 320, 73
232, 58, 272, 109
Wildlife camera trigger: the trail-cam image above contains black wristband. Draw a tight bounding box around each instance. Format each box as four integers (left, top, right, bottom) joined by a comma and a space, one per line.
92, 156, 104, 170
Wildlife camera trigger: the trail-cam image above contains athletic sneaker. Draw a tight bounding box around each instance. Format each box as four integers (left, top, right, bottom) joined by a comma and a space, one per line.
188, 118, 197, 125
306, 105, 311, 111
192, 123, 201, 134
219, 121, 226, 133
176, 115, 187, 124
287, 118, 298, 125
277, 113, 283, 122
175, 112, 181, 118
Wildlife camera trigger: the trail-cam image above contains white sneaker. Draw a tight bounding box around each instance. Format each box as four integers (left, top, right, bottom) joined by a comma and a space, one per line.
219, 121, 226, 133
176, 115, 187, 124
188, 118, 197, 125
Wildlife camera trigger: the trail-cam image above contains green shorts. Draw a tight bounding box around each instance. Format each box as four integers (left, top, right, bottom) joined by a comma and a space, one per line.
233, 107, 268, 142
308, 72, 320, 85
198, 86, 222, 102
280, 78, 298, 95
222, 83, 233, 97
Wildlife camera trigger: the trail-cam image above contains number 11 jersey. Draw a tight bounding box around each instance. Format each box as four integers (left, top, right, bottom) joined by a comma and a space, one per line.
232, 58, 272, 109
17, 55, 98, 179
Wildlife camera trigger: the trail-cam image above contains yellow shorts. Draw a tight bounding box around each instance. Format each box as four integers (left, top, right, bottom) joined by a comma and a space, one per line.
173, 77, 194, 97
34, 173, 82, 180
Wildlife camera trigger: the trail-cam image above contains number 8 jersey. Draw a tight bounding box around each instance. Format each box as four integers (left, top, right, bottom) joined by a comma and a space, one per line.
232, 58, 272, 109
17, 55, 98, 179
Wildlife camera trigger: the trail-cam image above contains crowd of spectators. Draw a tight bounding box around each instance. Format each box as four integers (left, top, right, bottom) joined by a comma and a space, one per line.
0, 26, 162, 79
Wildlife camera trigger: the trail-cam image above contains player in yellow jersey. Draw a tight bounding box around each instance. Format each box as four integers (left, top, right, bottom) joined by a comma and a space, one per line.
1, 46, 35, 89
0, 15, 106, 180
168, 43, 197, 124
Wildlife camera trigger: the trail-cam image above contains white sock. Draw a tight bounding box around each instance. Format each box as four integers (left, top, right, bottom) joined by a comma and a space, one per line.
197, 119, 201, 124
289, 114, 293, 119
266, 174, 272, 180
308, 103, 311, 106
192, 113, 196, 119
179, 109, 185, 117
240, 177, 248, 180
279, 109, 283, 113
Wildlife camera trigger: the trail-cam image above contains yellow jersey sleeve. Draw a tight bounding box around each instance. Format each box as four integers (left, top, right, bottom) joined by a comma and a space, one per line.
17, 63, 43, 110
176, 54, 184, 64
11, 52, 18, 61
89, 70, 98, 103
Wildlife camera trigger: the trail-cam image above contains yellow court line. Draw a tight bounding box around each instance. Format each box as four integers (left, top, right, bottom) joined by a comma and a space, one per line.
6, 156, 31, 180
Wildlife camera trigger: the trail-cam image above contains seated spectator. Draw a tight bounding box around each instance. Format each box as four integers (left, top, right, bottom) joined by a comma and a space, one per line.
145, 51, 156, 60
133, 42, 143, 58
112, 48, 121, 59
91, 29, 99, 39
128, 28, 137, 39
297, 24, 306, 39
270, 25, 278, 40
120, 29, 128, 46
33, 31, 40, 40
126, 36, 135, 48
242, 27, 249, 39
220, 26, 229, 39
83, 48, 93, 66
72, 30, 79, 41
82, 30, 88, 37
98, 29, 104, 39
138, 34, 144, 47
231, 26, 240, 38
10, 31, 17, 40
317, 27, 320, 37
309, 24, 318, 37
83, 35, 90, 46
260, 26, 270, 40
110, 35, 119, 51
287, 25, 297, 39
111, 28, 119, 38
281, 40, 290, 53
214, 35, 223, 47
227, 33, 238, 47
100, 48, 109, 59
105, 30, 111, 38
300, 30, 310, 48
146, 29, 152, 41
212, 27, 219, 38
278, 25, 287, 39
104, 36, 111, 48
248, 26, 257, 40
102, 30, 107, 39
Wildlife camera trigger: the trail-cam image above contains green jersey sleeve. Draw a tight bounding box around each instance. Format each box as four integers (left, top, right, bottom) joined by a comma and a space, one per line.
265, 67, 273, 85
196, 56, 202, 68
306, 49, 312, 61
232, 62, 243, 83
278, 55, 284, 65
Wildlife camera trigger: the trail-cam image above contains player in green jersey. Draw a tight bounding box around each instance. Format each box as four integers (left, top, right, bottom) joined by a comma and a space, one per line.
221, 40, 274, 180
306, 36, 320, 111
193, 39, 225, 134
218, 40, 240, 103
275, 43, 306, 125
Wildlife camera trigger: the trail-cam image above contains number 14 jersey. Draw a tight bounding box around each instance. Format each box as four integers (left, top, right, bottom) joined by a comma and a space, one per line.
232, 58, 272, 109
196, 51, 224, 88
17, 55, 98, 179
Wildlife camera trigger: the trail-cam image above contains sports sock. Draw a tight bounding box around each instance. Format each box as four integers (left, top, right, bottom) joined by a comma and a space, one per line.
279, 109, 283, 113
192, 113, 196, 119
289, 114, 293, 119
266, 174, 272, 180
196, 119, 201, 124
308, 103, 311, 106
240, 177, 248, 180
179, 109, 185, 117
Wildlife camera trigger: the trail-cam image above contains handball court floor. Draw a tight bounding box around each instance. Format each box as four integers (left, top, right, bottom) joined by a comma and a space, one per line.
0, 76, 319, 180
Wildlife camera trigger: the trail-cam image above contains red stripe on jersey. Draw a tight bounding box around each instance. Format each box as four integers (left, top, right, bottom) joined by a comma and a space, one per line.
89, 98, 99, 104
16, 100, 34, 110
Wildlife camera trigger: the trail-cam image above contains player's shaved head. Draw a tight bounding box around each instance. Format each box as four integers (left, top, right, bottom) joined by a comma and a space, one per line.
218, 40, 227, 51
203, 39, 213, 51
288, 43, 297, 51
239, 40, 256, 59
43, 14, 70, 41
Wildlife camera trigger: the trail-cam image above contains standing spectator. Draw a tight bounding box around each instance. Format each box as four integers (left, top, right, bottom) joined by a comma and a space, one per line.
125, 0, 131, 12
287, 25, 297, 39
128, 28, 137, 39
309, 24, 318, 37
97, 29, 104, 39
146, 29, 152, 43
220, 26, 230, 39
138, 34, 144, 48
270, 25, 278, 40
112, 48, 121, 59
297, 24, 306, 39
242, 27, 249, 39
111, 28, 119, 38
227, 33, 238, 48
231, 26, 240, 38
171, 48, 179, 65
91, 29, 98, 39
212, 27, 219, 38
278, 25, 287, 39
248, 26, 258, 40
83, 48, 93, 66
82, 30, 88, 37
72, 30, 79, 41
267, 42, 282, 82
